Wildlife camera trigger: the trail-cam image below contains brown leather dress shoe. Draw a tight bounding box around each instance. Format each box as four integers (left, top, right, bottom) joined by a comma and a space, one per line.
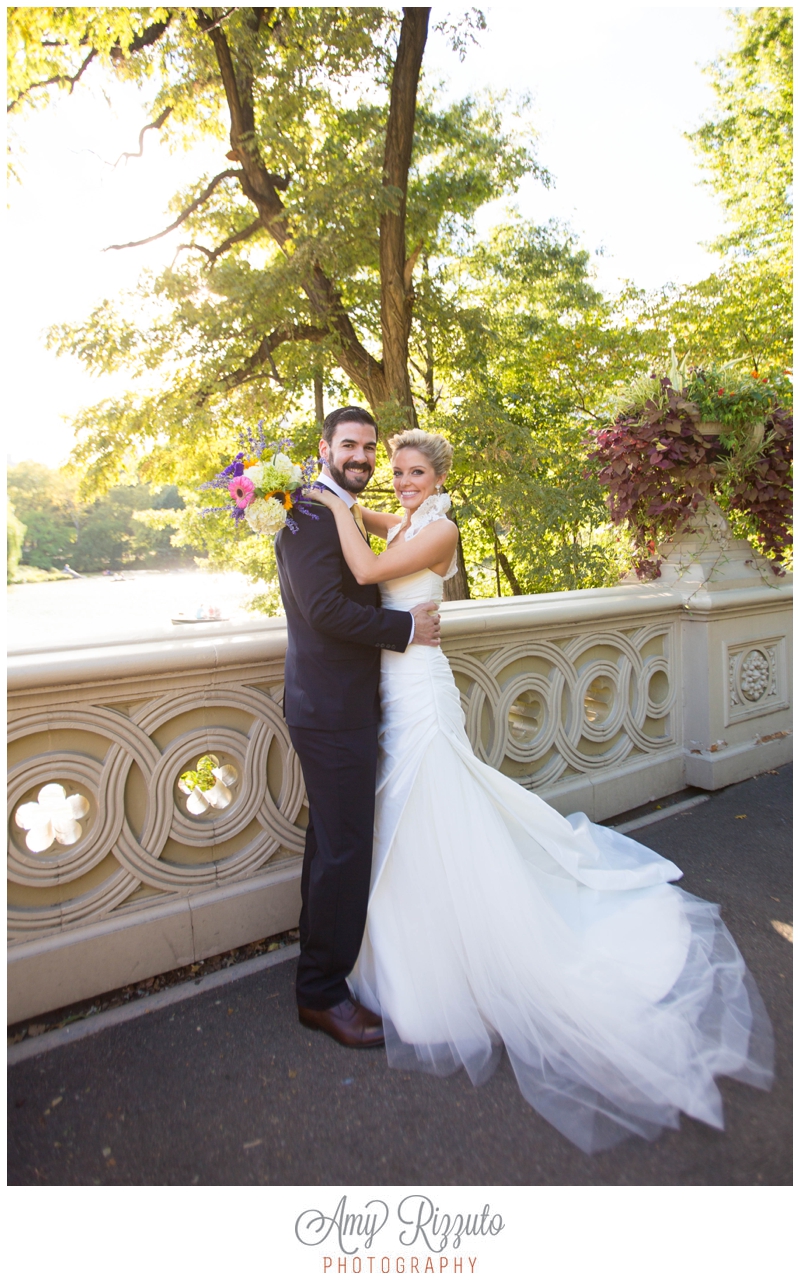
298, 998, 385, 1048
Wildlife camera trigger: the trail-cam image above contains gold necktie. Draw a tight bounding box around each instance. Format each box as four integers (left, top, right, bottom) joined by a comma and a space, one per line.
351, 504, 368, 542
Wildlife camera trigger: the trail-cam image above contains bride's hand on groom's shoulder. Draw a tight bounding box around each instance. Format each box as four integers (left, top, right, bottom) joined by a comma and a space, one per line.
304, 484, 340, 510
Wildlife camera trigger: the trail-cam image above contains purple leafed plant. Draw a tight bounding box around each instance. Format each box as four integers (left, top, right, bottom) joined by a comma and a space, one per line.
588, 374, 793, 579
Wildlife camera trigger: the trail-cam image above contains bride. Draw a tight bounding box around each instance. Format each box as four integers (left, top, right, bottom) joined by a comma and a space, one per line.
311, 427, 773, 1154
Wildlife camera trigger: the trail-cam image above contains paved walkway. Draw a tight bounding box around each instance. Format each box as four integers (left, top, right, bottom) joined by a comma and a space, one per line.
7, 766, 792, 1185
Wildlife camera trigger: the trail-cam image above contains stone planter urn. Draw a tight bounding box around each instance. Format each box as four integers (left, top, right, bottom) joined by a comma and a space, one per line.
624, 495, 787, 593
621, 416, 784, 592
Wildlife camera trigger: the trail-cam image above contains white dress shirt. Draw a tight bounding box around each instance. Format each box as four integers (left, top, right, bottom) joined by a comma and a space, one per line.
315, 470, 356, 507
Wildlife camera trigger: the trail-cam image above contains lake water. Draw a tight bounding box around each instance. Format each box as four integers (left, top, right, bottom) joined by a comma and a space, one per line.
6, 570, 273, 653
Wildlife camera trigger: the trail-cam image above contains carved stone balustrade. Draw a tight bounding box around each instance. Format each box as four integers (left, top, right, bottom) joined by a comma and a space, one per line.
7, 556, 792, 1023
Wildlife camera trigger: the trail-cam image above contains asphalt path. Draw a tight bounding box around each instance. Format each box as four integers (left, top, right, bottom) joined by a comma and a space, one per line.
7, 766, 792, 1186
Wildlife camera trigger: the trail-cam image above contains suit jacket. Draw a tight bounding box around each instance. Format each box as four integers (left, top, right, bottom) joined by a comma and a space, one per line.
275, 503, 412, 730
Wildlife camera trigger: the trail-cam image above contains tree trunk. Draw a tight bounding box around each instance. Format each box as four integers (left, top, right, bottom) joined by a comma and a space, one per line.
377, 6, 429, 429
204, 7, 473, 594
498, 550, 523, 595
377, 9, 477, 600
313, 373, 325, 428
443, 510, 471, 602
207, 8, 430, 431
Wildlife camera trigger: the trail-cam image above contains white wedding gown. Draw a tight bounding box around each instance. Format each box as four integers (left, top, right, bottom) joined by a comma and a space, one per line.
348, 500, 773, 1154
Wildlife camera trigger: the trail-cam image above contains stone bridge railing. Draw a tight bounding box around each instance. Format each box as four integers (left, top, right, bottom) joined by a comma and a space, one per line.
8, 543, 792, 1023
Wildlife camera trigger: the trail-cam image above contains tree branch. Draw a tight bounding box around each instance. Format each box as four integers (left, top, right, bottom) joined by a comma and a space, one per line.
111, 16, 174, 60
199, 323, 330, 403
238, 323, 329, 377
198, 10, 288, 235
198, 10, 388, 404
208, 218, 262, 263
403, 240, 424, 293
170, 218, 262, 268
103, 169, 242, 250
7, 49, 96, 113
9, 15, 173, 114
170, 243, 214, 267
190, 9, 236, 39
114, 106, 173, 165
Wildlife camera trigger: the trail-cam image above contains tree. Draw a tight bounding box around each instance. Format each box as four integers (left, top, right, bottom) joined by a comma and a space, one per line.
7, 462, 189, 570
7, 502, 26, 582
7, 462, 79, 568
690, 7, 792, 262
407, 218, 645, 596
638, 9, 792, 374
12, 7, 545, 597
16, 9, 536, 447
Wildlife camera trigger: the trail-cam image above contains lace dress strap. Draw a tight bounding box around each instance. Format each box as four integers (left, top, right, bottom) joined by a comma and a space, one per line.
401, 494, 458, 580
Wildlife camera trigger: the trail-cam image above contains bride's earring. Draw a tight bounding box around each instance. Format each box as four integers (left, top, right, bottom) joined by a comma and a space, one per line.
435, 484, 442, 494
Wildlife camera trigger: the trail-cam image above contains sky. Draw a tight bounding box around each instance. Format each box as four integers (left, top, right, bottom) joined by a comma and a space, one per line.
6, 3, 736, 468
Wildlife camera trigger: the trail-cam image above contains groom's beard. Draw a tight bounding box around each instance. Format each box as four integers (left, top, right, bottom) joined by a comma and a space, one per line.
324, 458, 374, 494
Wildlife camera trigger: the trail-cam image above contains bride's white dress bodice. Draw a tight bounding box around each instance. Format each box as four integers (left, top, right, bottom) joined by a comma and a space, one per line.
379, 494, 454, 611
347, 494, 772, 1154
380, 565, 444, 611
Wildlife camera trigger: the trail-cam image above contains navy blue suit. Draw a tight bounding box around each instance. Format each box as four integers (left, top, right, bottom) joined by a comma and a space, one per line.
275, 503, 412, 1008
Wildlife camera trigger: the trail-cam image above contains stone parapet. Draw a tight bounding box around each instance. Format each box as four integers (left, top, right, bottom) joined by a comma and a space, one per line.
7, 567, 792, 1022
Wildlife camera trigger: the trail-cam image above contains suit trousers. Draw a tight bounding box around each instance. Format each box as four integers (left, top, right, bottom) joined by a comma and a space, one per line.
288, 723, 379, 1009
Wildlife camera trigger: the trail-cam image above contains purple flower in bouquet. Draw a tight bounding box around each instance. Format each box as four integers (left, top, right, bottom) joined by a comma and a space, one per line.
221, 452, 246, 478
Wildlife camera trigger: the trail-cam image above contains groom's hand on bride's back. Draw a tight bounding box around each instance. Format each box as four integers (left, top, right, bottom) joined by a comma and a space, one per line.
410, 601, 441, 647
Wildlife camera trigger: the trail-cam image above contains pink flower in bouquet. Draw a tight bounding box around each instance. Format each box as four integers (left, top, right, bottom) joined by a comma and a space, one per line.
228, 475, 255, 508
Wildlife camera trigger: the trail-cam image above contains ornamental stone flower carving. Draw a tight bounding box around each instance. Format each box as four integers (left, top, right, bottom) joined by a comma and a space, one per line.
14, 783, 90, 853
740, 649, 770, 702
178, 754, 239, 815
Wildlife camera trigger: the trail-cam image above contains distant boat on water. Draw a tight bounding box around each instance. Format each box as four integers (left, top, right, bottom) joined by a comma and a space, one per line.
171, 604, 230, 624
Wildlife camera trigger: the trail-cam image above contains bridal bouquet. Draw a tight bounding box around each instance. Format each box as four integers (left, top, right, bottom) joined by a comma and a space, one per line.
203, 423, 318, 535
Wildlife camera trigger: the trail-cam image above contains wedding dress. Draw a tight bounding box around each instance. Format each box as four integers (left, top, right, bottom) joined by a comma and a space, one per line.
348, 496, 773, 1153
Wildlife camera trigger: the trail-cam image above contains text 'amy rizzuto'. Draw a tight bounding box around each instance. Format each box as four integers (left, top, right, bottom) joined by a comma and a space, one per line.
295, 1195, 505, 1255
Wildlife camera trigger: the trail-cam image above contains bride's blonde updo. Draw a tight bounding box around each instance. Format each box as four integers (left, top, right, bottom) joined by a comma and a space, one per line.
387, 428, 453, 478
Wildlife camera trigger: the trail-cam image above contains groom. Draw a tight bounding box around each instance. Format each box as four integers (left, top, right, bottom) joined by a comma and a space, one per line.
275, 406, 441, 1048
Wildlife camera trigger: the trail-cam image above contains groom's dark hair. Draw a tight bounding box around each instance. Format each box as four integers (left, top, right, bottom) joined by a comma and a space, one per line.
322, 405, 378, 445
